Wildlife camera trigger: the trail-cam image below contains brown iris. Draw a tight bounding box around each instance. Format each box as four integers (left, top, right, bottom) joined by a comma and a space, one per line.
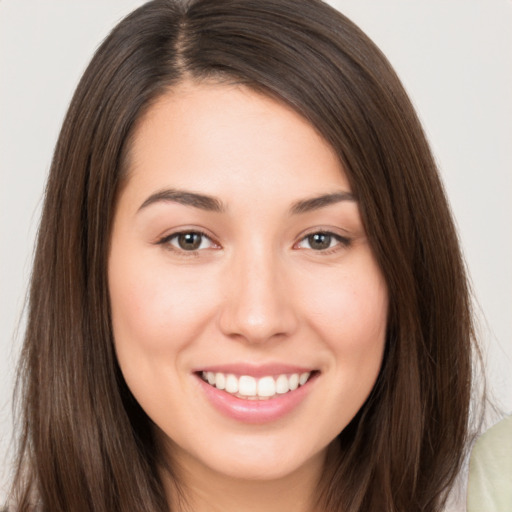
307, 233, 332, 250
177, 232, 203, 250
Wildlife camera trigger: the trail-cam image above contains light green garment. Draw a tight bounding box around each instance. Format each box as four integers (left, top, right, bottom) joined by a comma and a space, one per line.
467, 415, 512, 512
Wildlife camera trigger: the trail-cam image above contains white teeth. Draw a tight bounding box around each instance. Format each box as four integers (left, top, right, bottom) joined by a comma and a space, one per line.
299, 372, 310, 386
289, 374, 299, 391
215, 372, 226, 390
275, 374, 289, 394
201, 371, 312, 399
257, 376, 276, 397
225, 374, 239, 394
238, 376, 257, 396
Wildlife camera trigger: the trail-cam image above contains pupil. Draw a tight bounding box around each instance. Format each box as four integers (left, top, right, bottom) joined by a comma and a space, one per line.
309, 233, 331, 250
178, 233, 201, 250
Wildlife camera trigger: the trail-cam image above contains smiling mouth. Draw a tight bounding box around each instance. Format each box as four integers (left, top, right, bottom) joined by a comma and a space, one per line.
198, 370, 317, 400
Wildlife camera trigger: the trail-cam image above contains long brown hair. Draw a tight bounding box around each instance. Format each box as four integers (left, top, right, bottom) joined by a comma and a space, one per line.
10, 1, 475, 510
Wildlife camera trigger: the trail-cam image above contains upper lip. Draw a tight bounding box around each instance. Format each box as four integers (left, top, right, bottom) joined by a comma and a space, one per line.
194, 363, 317, 378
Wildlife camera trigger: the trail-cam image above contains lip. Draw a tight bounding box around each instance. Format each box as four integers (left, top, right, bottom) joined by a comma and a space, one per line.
194, 367, 318, 424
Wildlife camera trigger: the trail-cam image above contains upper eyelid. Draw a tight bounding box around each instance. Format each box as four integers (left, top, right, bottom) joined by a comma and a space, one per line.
157, 228, 217, 244
296, 227, 351, 241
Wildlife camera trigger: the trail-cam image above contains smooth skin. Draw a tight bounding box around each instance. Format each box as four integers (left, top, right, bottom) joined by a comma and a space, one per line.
108, 81, 389, 512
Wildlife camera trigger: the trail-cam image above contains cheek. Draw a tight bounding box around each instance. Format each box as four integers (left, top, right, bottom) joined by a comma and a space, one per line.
299, 255, 388, 379
305, 267, 387, 343
108, 248, 216, 365
107, 249, 221, 426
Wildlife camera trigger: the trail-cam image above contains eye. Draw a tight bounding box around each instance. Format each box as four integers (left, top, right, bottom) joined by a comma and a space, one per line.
160, 231, 217, 252
296, 231, 350, 251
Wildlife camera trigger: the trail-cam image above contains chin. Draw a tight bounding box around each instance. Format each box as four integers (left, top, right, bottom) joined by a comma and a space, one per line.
164, 427, 330, 485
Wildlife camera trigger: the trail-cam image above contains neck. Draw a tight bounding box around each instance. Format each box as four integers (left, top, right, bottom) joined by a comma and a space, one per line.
161, 445, 328, 512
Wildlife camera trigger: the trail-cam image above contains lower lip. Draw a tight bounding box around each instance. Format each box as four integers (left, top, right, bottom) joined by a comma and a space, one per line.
196, 374, 315, 424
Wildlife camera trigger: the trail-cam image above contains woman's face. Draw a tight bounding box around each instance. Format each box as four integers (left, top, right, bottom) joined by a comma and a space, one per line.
109, 82, 388, 484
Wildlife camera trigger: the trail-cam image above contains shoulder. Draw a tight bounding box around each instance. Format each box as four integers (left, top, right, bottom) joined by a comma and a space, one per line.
467, 415, 512, 512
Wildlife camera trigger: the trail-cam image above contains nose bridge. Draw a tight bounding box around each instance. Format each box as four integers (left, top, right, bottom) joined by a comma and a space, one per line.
218, 239, 297, 343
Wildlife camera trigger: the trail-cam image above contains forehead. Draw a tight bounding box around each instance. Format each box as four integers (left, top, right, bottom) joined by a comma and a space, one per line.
122, 81, 350, 207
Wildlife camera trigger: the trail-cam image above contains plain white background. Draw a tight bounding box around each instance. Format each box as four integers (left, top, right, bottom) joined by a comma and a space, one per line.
1, 0, 511, 505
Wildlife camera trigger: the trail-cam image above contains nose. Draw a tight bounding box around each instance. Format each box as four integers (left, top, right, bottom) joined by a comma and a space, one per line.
218, 245, 298, 344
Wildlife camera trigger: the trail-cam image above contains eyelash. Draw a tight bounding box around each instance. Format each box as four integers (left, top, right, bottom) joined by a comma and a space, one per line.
295, 231, 351, 254
156, 229, 351, 256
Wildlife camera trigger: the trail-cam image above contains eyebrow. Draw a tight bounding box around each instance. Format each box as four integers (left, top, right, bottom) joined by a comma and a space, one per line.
290, 191, 356, 214
137, 188, 356, 215
138, 189, 225, 213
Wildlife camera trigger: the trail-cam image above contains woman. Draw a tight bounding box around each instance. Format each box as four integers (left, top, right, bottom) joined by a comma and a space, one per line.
8, 0, 476, 510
